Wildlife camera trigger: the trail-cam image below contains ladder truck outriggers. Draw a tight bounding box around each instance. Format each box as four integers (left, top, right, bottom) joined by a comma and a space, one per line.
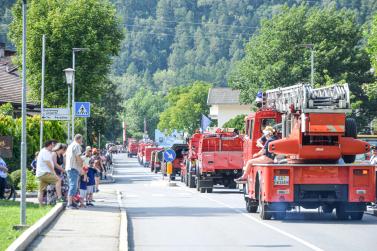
243, 83, 375, 220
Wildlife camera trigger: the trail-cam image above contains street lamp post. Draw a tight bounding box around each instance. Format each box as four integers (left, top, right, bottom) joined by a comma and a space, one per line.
64, 68, 74, 143
71, 48, 88, 140
20, 0, 27, 227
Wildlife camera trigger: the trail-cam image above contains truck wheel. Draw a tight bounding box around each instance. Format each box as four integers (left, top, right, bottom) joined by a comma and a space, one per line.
343, 118, 357, 163
349, 212, 364, 220
206, 187, 213, 193
336, 203, 349, 220
196, 177, 200, 191
200, 187, 206, 193
246, 198, 258, 213
259, 186, 272, 220
188, 174, 195, 188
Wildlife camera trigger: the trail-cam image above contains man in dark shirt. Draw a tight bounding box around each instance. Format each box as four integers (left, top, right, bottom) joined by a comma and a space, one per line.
236, 126, 277, 182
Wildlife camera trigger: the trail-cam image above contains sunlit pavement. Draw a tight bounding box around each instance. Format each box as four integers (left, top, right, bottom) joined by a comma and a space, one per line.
108, 154, 377, 251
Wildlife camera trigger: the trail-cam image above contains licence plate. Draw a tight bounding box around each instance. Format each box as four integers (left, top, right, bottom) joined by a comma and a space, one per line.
274, 176, 289, 185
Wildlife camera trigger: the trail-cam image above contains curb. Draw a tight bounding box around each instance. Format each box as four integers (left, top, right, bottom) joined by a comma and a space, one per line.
117, 190, 128, 251
6, 203, 64, 251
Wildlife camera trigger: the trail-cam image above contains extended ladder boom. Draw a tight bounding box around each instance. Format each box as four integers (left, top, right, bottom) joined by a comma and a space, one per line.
265, 83, 350, 113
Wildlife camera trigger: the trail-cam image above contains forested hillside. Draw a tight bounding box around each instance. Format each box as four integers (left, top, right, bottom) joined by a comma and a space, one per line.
111, 0, 377, 99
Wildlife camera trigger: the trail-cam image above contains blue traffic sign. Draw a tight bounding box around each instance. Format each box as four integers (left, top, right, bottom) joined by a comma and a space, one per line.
75, 102, 91, 118
163, 149, 176, 162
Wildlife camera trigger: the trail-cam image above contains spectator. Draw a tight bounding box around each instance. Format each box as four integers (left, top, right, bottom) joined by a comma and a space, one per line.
52, 143, 67, 202
79, 166, 88, 208
91, 148, 103, 192
86, 160, 96, 206
0, 156, 8, 199
36, 140, 58, 206
30, 152, 38, 175
66, 134, 84, 209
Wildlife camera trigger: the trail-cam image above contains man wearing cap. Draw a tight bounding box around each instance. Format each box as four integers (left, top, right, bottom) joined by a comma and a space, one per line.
236, 126, 278, 182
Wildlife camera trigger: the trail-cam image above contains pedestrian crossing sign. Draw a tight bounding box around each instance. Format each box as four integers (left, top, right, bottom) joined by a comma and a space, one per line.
75, 102, 91, 118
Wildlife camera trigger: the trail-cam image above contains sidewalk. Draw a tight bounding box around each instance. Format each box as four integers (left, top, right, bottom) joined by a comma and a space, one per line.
26, 189, 120, 251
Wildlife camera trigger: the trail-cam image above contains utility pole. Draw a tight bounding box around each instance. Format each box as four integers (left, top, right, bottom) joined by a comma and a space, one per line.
39, 34, 45, 150
300, 44, 315, 85
71, 48, 89, 140
20, 0, 27, 226
67, 82, 70, 143
98, 131, 101, 149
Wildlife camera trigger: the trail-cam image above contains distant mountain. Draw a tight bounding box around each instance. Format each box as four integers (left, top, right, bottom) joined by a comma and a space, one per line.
111, 0, 377, 95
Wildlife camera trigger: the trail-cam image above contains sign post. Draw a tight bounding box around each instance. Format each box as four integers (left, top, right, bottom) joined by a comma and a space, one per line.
163, 149, 176, 182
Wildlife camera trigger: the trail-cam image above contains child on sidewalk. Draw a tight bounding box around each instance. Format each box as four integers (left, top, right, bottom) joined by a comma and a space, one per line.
79, 166, 88, 208
86, 162, 96, 206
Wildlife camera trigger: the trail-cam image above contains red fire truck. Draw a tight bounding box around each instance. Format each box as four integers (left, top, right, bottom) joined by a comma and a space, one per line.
182, 133, 203, 188
195, 130, 243, 193
127, 139, 138, 158
243, 83, 375, 220
137, 141, 154, 166
143, 146, 164, 167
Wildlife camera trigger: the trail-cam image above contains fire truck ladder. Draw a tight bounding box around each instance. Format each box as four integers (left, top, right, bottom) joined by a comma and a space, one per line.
264, 83, 351, 113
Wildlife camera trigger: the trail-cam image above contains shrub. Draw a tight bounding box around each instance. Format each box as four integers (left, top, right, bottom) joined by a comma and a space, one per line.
25, 170, 38, 192
9, 169, 21, 189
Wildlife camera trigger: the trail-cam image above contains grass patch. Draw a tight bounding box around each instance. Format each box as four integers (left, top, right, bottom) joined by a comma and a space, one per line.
0, 200, 52, 251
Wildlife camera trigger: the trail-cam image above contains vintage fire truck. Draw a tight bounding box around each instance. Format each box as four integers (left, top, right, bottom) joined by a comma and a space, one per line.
181, 133, 203, 188
137, 141, 154, 166
243, 83, 375, 220
127, 139, 139, 158
143, 146, 164, 167
195, 129, 243, 193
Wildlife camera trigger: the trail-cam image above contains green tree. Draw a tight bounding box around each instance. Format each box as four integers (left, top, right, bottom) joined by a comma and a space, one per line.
123, 90, 165, 139
223, 114, 247, 133
9, 0, 124, 142
229, 5, 375, 125
158, 81, 211, 134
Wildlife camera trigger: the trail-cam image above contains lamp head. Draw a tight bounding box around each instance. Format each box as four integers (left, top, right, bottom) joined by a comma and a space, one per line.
63, 68, 75, 85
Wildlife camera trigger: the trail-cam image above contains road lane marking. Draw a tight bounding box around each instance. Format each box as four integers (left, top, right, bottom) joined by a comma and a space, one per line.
178, 185, 324, 251
151, 194, 165, 197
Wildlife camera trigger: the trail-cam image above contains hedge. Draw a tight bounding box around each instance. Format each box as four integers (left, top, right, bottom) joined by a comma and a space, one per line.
0, 115, 66, 171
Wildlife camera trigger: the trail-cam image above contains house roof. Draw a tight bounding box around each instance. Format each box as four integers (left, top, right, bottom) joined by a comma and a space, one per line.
207, 87, 241, 105
0, 60, 36, 107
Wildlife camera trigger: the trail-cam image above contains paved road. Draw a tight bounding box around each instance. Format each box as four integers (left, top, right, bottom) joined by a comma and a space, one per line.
111, 154, 377, 251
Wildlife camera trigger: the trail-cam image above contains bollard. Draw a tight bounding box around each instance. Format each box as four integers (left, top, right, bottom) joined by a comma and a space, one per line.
167, 162, 173, 175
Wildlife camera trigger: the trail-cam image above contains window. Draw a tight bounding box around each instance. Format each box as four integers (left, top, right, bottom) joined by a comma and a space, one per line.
260, 118, 276, 132
248, 119, 254, 139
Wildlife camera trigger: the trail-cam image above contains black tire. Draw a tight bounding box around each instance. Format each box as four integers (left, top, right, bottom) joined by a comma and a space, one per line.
259, 184, 272, 220
4, 181, 15, 200
196, 177, 200, 191
343, 118, 357, 163
246, 198, 258, 213
336, 203, 349, 220
206, 187, 213, 193
200, 187, 206, 193
188, 173, 195, 188
349, 211, 364, 220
